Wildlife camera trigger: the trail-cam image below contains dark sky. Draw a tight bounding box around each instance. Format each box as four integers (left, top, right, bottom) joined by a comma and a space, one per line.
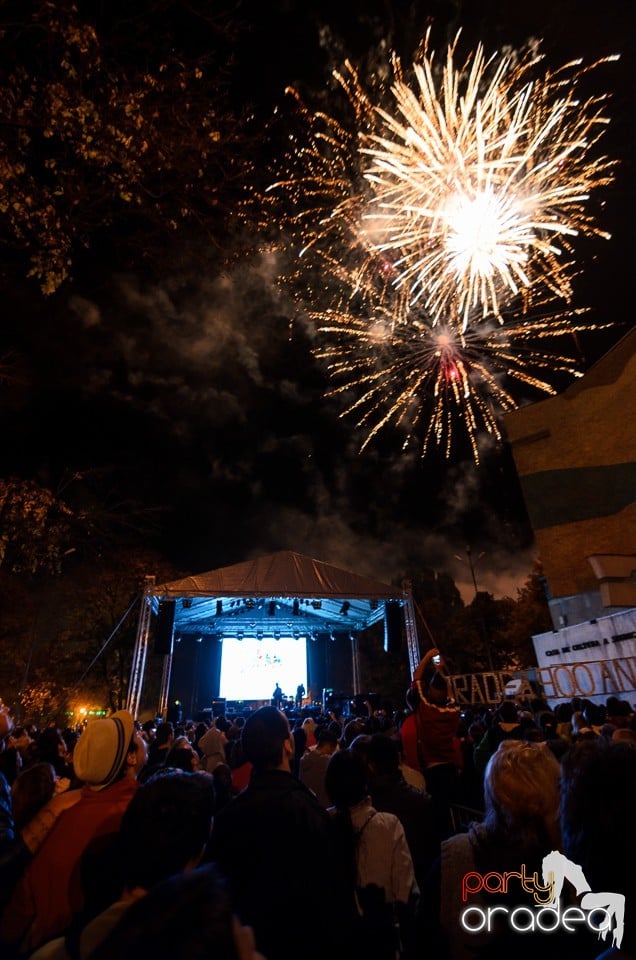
1, 0, 633, 600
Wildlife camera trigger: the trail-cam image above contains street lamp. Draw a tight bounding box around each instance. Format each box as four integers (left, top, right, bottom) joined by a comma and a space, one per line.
454, 546, 495, 673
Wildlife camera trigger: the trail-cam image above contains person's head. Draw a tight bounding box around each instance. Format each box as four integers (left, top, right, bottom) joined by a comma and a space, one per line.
367, 733, 401, 780
325, 747, 368, 811
427, 671, 448, 706
583, 701, 605, 728
554, 701, 573, 724
612, 728, 636, 744
37, 726, 67, 764
73, 710, 147, 790
164, 744, 200, 773
8, 726, 32, 755
90, 864, 255, 960
155, 722, 174, 748
119, 769, 215, 892
142, 719, 157, 742
496, 700, 519, 725
348, 733, 372, 765
341, 719, 365, 748
241, 706, 293, 773
315, 728, 338, 755
483, 740, 561, 848
11, 762, 57, 830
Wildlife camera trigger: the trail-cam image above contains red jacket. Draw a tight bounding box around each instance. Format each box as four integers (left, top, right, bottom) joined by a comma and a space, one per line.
412, 689, 461, 768
0, 777, 138, 953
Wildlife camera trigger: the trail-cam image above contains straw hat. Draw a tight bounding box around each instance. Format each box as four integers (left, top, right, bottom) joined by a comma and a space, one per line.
74, 710, 134, 791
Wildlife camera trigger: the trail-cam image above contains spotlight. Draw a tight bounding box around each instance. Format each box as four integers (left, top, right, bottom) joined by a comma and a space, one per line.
216, 600, 223, 616
340, 601, 351, 616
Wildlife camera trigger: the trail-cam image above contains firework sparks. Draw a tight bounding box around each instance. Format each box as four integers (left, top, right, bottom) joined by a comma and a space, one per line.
312, 252, 609, 463
361, 35, 617, 325
262, 34, 617, 463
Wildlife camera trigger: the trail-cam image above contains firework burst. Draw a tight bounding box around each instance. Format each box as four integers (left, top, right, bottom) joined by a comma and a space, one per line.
263, 33, 617, 463
362, 34, 617, 325
312, 249, 609, 463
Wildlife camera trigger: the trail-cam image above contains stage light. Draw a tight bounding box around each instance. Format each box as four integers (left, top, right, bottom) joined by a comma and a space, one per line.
329, 633, 336, 642
340, 602, 351, 616
293, 599, 300, 615
196, 637, 202, 643
216, 600, 223, 616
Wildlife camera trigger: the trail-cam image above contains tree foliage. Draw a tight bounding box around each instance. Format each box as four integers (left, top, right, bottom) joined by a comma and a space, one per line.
0, 545, 181, 721
0, 0, 252, 293
0, 477, 74, 574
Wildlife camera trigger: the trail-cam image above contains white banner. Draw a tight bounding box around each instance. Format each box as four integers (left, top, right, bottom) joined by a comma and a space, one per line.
446, 609, 636, 707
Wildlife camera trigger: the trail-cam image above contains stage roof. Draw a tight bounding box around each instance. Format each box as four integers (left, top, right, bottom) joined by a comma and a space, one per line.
153, 550, 404, 638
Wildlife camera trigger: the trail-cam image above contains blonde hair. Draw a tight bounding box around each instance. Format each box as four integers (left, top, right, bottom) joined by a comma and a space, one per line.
484, 740, 561, 843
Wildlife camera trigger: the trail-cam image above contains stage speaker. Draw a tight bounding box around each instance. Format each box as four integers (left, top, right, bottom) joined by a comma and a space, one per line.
384, 600, 403, 654
154, 599, 176, 656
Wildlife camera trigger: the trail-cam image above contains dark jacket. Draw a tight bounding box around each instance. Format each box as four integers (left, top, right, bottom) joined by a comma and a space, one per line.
207, 768, 352, 960
370, 774, 439, 889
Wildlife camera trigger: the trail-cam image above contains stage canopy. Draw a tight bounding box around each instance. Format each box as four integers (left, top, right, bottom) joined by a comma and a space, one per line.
128, 551, 421, 718
153, 549, 404, 639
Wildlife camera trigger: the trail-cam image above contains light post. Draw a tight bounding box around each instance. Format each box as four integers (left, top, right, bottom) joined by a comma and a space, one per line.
455, 545, 495, 673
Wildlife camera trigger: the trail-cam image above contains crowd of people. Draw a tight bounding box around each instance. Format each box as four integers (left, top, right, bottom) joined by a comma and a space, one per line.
0, 646, 634, 960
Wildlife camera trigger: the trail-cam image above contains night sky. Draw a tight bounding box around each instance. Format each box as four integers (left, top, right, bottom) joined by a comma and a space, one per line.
0, 0, 633, 600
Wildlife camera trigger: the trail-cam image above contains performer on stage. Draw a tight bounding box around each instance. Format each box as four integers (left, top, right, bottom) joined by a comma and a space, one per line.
272, 683, 284, 709
295, 683, 305, 708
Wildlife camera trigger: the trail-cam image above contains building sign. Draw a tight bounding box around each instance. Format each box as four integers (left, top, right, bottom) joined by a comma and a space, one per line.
532, 608, 636, 706
448, 657, 636, 707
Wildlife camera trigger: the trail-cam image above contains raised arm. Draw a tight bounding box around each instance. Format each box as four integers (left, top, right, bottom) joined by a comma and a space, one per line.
412, 648, 440, 682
